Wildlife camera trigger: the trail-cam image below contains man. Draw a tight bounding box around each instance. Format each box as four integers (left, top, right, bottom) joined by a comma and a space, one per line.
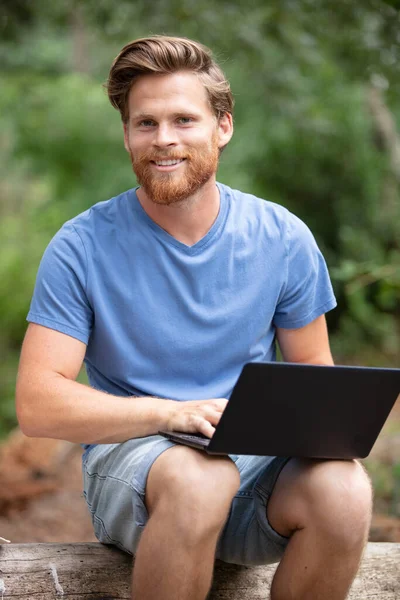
16, 36, 372, 600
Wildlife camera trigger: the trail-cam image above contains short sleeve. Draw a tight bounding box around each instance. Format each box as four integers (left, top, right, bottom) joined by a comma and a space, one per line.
273, 213, 336, 329
27, 222, 93, 344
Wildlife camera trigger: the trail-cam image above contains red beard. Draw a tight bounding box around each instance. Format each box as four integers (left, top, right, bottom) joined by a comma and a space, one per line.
130, 136, 220, 205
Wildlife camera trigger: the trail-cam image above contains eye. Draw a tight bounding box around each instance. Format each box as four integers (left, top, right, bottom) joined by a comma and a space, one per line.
139, 119, 156, 127
177, 116, 193, 125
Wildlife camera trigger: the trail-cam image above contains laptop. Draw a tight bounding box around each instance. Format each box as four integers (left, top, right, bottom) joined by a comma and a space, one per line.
159, 362, 400, 459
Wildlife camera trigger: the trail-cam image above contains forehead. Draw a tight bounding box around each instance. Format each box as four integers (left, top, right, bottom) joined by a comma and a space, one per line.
127, 71, 213, 118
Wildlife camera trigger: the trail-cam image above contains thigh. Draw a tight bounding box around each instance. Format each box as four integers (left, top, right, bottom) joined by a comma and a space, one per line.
82, 435, 176, 554
216, 454, 291, 566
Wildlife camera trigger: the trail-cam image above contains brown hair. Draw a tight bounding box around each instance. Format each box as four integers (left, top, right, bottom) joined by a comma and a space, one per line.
106, 36, 234, 123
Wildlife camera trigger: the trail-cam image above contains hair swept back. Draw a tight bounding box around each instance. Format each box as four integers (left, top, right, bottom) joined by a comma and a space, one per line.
106, 35, 234, 123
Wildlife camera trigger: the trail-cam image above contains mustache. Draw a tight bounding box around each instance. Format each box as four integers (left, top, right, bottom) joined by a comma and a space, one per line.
132, 149, 192, 163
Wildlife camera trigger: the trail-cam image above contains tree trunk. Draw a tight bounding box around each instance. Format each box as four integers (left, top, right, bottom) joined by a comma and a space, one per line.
0, 542, 398, 599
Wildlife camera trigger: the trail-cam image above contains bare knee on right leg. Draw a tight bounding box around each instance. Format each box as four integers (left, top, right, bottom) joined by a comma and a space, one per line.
145, 445, 240, 544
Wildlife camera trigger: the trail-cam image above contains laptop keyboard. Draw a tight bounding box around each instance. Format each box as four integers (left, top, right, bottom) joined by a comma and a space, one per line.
174, 433, 210, 445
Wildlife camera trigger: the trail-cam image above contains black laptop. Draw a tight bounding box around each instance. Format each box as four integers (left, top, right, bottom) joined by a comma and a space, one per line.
159, 362, 400, 459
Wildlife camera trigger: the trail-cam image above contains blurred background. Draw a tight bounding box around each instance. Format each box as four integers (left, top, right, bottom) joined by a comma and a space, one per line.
0, 0, 399, 542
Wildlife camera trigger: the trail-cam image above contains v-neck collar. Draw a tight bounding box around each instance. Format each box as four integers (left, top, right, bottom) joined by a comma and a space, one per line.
130, 183, 229, 254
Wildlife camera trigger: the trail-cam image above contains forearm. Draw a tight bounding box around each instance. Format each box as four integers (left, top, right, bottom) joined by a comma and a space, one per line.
16, 372, 176, 444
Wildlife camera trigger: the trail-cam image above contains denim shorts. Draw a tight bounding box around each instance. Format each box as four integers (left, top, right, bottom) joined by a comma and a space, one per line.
82, 435, 290, 566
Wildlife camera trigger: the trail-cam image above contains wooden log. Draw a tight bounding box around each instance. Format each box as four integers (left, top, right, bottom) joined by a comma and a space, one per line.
0, 542, 398, 599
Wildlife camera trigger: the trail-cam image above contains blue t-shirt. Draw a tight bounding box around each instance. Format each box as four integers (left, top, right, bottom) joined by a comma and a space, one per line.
27, 183, 336, 448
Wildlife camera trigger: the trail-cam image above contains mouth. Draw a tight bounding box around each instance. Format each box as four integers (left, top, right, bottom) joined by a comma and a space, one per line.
150, 158, 186, 171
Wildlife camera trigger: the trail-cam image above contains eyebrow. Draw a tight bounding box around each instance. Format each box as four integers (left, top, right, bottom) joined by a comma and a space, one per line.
130, 111, 201, 122
130, 113, 154, 121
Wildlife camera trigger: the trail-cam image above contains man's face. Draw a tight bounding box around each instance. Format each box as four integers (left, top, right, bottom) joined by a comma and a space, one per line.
123, 71, 232, 205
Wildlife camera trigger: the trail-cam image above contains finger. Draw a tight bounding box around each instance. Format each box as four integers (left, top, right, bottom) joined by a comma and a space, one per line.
194, 416, 216, 438
202, 408, 223, 426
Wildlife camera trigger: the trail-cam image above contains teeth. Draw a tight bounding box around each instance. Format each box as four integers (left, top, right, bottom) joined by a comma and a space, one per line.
154, 159, 184, 166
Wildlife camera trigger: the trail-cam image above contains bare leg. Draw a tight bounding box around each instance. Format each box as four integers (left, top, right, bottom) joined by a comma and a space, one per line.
131, 508, 221, 600
268, 458, 372, 600
131, 445, 240, 600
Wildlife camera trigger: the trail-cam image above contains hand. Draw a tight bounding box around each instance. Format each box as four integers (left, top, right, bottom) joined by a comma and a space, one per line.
166, 398, 228, 438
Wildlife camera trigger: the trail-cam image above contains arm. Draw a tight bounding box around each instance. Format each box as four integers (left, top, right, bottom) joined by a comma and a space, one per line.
16, 324, 226, 444
276, 314, 334, 366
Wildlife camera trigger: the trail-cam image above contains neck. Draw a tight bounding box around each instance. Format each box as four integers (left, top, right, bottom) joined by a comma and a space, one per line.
136, 177, 220, 246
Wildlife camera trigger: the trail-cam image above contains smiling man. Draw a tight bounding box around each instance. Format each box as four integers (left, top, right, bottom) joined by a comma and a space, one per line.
16, 37, 372, 600
126, 71, 225, 209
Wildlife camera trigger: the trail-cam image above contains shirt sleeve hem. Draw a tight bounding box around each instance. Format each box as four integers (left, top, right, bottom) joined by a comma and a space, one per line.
273, 298, 337, 330
26, 312, 90, 345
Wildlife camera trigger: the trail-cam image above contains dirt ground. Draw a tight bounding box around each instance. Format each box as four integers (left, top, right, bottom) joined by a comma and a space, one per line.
0, 432, 96, 544
0, 396, 399, 546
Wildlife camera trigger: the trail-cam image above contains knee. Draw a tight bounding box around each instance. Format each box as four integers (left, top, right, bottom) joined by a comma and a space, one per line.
305, 460, 373, 532
270, 458, 372, 542
161, 452, 240, 516
146, 447, 240, 537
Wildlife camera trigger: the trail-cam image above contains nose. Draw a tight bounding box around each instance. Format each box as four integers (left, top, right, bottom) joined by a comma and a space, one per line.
153, 123, 178, 148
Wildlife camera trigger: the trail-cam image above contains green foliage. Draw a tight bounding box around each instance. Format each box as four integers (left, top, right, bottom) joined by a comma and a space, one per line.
0, 353, 18, 438
363, 457, 400, 517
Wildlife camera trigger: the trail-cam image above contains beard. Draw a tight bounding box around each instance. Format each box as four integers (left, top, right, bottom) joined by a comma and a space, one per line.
129, 134, 220, 205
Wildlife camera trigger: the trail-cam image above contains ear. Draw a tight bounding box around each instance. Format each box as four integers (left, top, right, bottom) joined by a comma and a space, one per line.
123, 122, 130, 153
217, 113, 233, 149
